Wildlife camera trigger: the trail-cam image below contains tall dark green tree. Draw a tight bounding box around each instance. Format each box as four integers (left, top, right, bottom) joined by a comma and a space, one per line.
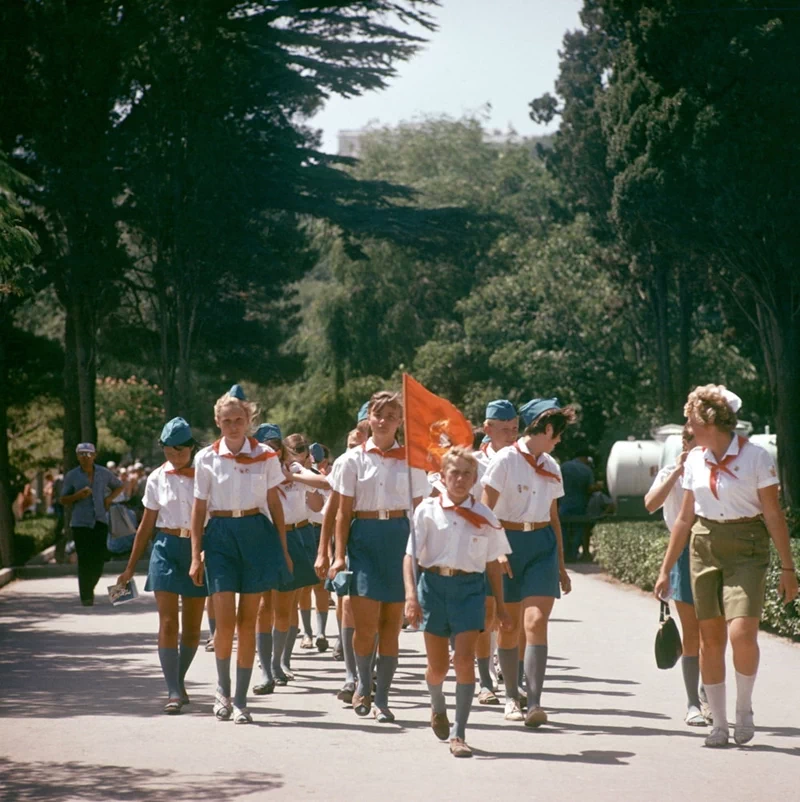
0, 154, 42, 567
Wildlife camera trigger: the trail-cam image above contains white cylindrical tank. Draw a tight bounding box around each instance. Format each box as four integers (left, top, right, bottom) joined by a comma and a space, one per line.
749, 433, 778, 464
659, 434, 683, 470
607, 440, 664, 500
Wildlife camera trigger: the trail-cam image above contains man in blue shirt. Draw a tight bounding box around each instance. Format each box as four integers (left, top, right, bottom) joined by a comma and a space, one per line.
61, 443, 124, 606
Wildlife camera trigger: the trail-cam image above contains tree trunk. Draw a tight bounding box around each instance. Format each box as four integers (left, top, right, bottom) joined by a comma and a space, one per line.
156, 273, 178, 419
652, 261, 674, 416
765, 297, 800, 509
72, 289, 98, 445
678, 266, 692, 402
175, 281, 196, 419
0, 319, 15, 568
62, 307, 82, 472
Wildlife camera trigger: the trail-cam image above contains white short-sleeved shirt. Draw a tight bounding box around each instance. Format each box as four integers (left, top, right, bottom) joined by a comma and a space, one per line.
307, 479, 330, 525
279, 463, 311, 525
473, 443, 496, 490
682, 437, 779, 521
194, 437, 283, 516
649, 465, 685, 531
330, 438, 429, 511
409, 492, 511, 573
481, 439, 564, 522
142, 462, 195, 530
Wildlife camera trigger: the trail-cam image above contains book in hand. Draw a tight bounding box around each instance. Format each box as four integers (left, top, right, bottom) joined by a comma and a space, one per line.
108, 578, 139, 606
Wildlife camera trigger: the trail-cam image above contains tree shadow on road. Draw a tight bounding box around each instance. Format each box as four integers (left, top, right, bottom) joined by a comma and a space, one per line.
0, 758, 281, 801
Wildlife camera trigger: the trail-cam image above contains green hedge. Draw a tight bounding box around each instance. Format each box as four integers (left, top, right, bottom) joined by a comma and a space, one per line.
10, 516, 57, 567
593, 521, 800, 641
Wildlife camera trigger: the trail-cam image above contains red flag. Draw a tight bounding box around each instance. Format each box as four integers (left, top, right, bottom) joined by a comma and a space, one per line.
403, 373, 474, 472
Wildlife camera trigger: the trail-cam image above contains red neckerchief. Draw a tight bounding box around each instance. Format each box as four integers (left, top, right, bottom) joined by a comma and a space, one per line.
480, 441, 492, 455
165, 462, 194, 478
212, 437, 278, 464
514, 442, 561, 482
439, 494, 502, 529
362, 441, 406, 460
706, 435, 747, 500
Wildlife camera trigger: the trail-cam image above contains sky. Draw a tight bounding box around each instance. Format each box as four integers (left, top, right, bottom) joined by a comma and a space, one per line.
311, 0, 585, 153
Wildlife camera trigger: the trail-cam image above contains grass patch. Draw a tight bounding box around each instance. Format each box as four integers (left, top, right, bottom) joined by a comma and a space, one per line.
593, 520, 800, 641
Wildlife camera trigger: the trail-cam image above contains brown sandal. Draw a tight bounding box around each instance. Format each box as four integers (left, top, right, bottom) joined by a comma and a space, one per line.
353, 691, 372, 717
449, 738, 472, 758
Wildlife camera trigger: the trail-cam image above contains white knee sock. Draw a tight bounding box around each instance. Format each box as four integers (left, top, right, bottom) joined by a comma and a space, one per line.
735, 671, 756, 716
704, 681, 727, 730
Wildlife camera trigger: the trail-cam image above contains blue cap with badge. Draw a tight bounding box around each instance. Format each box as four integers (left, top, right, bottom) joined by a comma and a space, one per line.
254, 423, 282, 443
485, 399, 517, 421
160, 417, 194, 447
357, 401, 369, 423
520, 398, 561, 428
309, 443, 325, 463
229, 384, 246, 400
76, 442, 96, 454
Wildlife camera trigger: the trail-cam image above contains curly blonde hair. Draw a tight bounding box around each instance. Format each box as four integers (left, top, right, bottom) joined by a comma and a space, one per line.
213, 392, 258, 430
440, 445, 478, 477
683, 385, 737, 432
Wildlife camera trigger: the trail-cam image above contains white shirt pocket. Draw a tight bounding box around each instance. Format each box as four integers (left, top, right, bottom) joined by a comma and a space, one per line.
467, 534, 489, 569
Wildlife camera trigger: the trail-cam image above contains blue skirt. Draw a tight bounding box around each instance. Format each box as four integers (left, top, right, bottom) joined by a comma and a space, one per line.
347, 517, 408, 603
204, 514, 290, 595
279, 524, 319, 592
670, 544, 693, 604
503, 526, 560, 603
418, 571, 485, 638
145, 531, 208, 598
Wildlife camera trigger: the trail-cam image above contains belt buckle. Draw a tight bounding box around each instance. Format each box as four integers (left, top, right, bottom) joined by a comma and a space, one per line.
232, 509, 244, 519
523, 522, 533, 532
378, 509, 389, 521
179, 528, 191, 538
440, 567, 455, 577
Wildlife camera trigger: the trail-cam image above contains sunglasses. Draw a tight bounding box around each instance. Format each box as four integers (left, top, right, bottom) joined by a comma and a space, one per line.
291, 444, 308, 453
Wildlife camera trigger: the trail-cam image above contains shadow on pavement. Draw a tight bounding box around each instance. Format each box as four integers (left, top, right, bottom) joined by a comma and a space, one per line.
0, 758, 282, 800
471, 748, 636, 764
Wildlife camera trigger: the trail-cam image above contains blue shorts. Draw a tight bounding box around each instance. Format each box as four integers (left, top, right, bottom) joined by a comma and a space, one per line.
279, 524, 319, 592
347, 517, 408, 603
503, 527, 560, 603
418, 570, 485, 638
311, 523, 322, 549
203, 514, 290, 595
145, 531, 207, 597
670, 544, 693, 604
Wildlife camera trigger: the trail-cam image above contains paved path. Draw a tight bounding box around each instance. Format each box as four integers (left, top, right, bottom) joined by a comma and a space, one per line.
1, 567, 799, 801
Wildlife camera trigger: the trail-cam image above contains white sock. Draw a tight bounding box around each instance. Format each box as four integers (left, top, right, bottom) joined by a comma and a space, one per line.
735, 671, 756, 716
704, 681, 728, 730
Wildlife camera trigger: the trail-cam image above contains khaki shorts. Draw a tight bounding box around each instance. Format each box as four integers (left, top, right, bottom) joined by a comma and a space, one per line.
689, 517, 770, 621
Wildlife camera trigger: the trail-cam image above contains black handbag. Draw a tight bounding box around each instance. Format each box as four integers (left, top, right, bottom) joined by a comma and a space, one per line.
654, 600, 682, 669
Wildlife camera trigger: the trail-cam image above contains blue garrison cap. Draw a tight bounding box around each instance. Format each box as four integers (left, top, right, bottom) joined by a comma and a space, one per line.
310, 443, 325, 463
520, 398, 560, 428
228, 384, 246, 400
254, 423, 282, 443
357, 401, 370, 423
160, 417, 194, 447
485, 399, 517, 421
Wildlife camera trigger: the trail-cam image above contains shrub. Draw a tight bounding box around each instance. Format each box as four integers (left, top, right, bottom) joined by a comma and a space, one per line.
593, 521, 800, 641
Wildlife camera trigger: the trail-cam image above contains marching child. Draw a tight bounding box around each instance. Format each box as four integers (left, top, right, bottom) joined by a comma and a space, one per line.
117, 417, 206, 714
404, 446, 511, 757
189, 387, 291, 724
481, 398, 575, 728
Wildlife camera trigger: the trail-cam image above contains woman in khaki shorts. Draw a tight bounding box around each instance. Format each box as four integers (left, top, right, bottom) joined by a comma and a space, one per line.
655, 385, 798, 748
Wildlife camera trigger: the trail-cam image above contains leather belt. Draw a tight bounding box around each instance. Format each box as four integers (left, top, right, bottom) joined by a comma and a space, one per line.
499, 520, 550, 532
353, 510, 407, 520
209, 508, 260, 519
160, 527, 191, 538
698, 515, 763, 527
285, 519, 310, 531
424, 566, 479, 577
